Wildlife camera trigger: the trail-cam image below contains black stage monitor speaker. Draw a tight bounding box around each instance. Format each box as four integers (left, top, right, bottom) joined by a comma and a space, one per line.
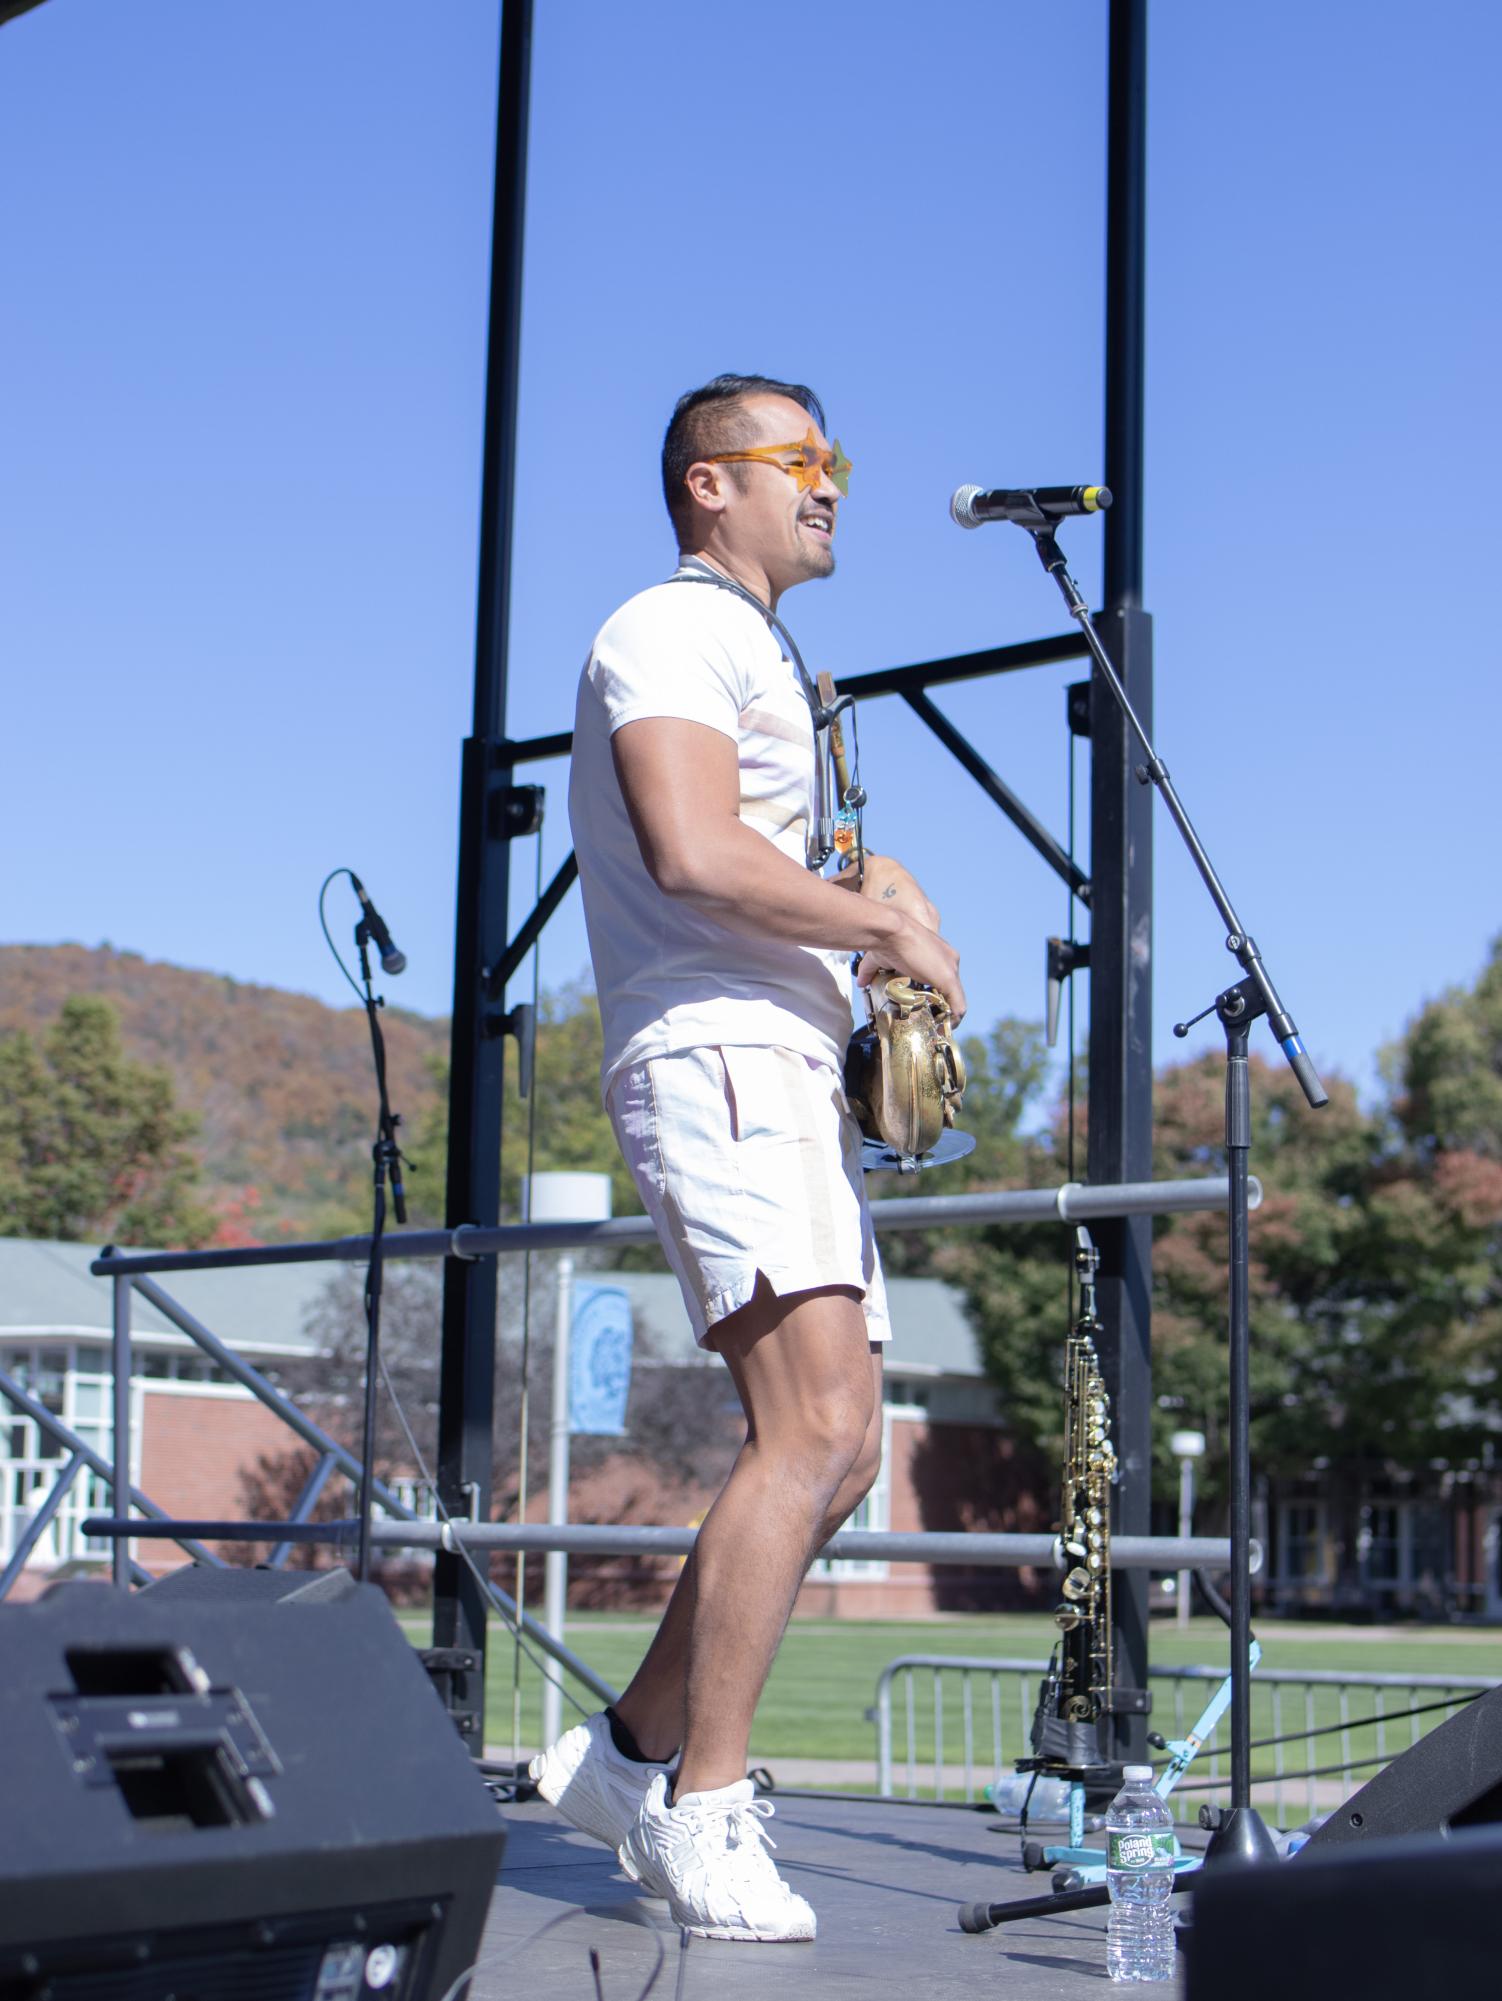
1186, 1823, 1502, 1999
1302, 1678, 1502, 1851
0, 1567, 506, 2001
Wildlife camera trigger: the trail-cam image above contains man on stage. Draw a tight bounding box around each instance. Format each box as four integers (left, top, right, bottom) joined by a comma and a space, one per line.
531, 373, 964, 1940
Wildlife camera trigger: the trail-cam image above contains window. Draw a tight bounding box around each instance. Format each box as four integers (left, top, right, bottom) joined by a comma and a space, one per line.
885, 1379, 929, 1412
1276, 1501, 1330, 1588
380, 1479, 439, 1522
1360, 1503, 1402, 1591
1360, 1501, 1451, 1605
0, 1341, 123, 1567
810, 1406, 899, 1581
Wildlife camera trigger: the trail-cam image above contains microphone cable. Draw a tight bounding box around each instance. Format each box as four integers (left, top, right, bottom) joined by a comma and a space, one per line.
318, 867, 372, 1004
318, 859, 603, 1737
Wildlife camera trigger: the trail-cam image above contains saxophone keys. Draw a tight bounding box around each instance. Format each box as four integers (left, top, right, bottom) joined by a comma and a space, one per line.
1054, 1607, 1081, 1631
1062, 1566, 1092, 1599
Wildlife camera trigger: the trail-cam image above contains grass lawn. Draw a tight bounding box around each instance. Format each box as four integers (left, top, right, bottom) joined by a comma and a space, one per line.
396, 1605, 1502, 1787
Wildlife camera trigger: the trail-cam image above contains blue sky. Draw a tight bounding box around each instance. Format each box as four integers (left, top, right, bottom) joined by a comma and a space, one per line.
3, 1, 1498, 1111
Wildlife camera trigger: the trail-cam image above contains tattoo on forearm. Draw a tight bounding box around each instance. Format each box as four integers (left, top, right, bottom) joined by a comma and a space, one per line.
881, 885, 898, 900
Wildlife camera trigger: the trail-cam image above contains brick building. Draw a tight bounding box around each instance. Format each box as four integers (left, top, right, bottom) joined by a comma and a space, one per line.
0, 1241, 331, 1597
11, 1239, 1494, 1619
0, 1239, 1043, 1613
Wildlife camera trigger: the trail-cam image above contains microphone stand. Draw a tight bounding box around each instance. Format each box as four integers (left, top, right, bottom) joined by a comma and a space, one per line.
353, 920, 407, 1587
1028, 525, 1327, 1868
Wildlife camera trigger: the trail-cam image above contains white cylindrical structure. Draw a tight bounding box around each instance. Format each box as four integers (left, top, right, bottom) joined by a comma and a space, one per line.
1170, 1430, 1206, 1630
526, 1172, 612, 1750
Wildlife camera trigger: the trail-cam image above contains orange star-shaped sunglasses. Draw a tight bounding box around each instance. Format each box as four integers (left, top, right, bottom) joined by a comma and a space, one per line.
705, 426, 852, 497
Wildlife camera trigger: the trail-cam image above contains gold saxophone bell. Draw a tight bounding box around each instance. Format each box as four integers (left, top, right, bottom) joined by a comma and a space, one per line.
843, 974, 966, 1161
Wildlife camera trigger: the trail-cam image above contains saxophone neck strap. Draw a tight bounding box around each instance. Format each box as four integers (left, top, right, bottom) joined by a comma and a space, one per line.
667, 556, 859, 871
668, 557, 832, 723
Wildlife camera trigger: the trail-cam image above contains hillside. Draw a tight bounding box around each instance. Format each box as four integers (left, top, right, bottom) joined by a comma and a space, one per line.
0, 944, 449, 1240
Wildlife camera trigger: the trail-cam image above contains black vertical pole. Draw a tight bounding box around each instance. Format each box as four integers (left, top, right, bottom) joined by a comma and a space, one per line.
1103, 0, 1147, 618
433, 0, 534, 1749
1090, 0, 1153, 1765
1224, 1017, 1253, 1807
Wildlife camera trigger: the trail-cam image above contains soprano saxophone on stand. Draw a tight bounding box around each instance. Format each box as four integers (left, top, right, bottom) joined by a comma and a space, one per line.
1027, 1227, 1118, 1775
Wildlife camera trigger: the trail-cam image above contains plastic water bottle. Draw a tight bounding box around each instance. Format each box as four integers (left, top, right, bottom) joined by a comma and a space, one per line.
989, 1768, 1073, 1821
1104, 1764, 1176, 1982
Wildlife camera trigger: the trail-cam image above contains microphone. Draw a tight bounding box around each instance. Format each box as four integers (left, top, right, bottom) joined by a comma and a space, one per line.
951, 483, 1112, 530
350, 873, 407, 975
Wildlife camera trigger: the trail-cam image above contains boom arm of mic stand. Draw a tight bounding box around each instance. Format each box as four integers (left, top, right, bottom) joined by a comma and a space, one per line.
1028, 531, 1328, 1110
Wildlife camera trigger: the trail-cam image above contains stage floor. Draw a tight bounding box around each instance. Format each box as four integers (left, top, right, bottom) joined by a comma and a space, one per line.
471, 1789, 1189, 1998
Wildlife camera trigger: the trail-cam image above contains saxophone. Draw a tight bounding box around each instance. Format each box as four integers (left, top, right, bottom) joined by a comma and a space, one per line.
818, 673, 967, 1165
843, 974, 966, 1161
1028, 1227, 1118, 1771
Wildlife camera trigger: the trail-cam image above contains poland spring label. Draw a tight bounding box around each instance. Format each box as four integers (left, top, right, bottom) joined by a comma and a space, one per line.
1108, 1830, 1176, 1870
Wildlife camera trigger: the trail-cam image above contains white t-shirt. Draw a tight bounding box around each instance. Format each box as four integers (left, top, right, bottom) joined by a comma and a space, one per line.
569, 569, 853, 1091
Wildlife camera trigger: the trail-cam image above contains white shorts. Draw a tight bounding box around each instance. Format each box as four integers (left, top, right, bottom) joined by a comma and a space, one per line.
607, 1043, 891, 1349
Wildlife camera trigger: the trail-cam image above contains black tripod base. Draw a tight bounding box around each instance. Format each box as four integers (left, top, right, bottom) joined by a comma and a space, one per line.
959, 1882, 1113, 1932
1200, 1803, 1280, 1870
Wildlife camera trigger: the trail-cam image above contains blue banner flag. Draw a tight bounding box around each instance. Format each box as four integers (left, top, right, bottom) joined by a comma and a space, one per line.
568, 1282, 633, 1435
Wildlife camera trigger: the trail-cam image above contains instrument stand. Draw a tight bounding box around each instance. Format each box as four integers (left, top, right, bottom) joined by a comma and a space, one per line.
1027, 525, 1326, 1870
1019, 1771, 1108, 1878
353, 923, 408, 1585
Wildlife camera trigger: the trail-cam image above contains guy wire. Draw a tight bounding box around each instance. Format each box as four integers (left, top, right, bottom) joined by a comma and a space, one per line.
376, 1343, 590, 1723
511, 827, 547, 1766
1066, 725, 1078, 1189
1065, 716, 1080, 1328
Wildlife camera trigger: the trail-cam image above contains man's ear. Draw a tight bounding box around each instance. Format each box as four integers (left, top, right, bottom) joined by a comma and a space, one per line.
683, 461, 730, 515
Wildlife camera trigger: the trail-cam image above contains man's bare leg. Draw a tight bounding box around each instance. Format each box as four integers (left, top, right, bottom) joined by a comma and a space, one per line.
614, 1335, 882, 1762
614, 1277, 882, 1793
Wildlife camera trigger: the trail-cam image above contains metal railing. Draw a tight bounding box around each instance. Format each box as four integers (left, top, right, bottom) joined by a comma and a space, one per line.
90, 1517, 1242, 1574
67, 1270, 619, 1705
87, 1175, 1254, 1281
872, 1654, 1502, 1827
0, 1355, 225, 1596
53, 1178, 1246, 1622
0, 1175, 1250, 1712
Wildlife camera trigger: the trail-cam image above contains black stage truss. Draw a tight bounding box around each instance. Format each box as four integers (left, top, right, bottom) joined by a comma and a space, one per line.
435, 0, 1156, 1754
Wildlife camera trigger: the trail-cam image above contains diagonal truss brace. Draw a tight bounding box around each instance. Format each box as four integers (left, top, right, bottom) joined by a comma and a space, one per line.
902, 688, 1090, 903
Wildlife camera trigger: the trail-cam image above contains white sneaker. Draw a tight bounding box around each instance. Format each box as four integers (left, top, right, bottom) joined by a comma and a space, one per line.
618, 1772, 816, 1942
528, 1712, 669, 1851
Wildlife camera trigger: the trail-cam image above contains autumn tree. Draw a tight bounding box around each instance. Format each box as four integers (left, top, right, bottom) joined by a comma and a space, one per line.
0, 995, 212, 1245
402, 981, 642, 1230
956, 949, 1502, 1550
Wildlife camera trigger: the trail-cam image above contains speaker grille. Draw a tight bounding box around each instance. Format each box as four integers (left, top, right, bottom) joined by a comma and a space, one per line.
2, 1912, 430, 2001
18, 1940, 326, 2001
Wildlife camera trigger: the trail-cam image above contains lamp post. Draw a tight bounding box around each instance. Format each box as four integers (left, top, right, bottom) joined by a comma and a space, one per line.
1170, 1430, 1206, 1631
525, 1171, 613, 1750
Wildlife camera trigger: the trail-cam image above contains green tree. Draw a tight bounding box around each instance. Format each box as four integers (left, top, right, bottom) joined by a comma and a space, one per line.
0, 996, 212, 1245
403, 981, 647, 1232
958, 999, 1502, 1549
874, 1013, 1058, 1283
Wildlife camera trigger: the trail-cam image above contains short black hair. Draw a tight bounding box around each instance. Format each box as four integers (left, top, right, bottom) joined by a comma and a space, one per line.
661, 373, 826, 536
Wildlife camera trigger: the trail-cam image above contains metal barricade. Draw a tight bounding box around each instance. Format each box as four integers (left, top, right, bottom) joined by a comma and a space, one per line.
871, 1654, 1502, 1825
